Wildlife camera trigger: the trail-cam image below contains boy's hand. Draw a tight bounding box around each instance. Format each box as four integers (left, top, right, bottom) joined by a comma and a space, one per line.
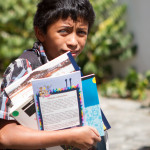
68, 126, 101, 149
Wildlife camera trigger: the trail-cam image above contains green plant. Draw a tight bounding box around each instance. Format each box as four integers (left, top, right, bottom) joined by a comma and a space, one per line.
100, 78, 127, 98
100, 68, 149, 100
0, 0, 37, 72
77, 0, 136, 84
145, 70, 150, 89
126, 69, 148, 100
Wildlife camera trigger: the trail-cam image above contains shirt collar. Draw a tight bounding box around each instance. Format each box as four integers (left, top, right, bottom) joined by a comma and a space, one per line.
32, 41, 49, 64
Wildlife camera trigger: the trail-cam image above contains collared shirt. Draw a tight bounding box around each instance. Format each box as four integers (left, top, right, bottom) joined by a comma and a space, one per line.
0, 42, 49, 120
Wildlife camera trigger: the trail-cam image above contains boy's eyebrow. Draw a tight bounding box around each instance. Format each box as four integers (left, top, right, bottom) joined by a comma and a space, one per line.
78, 27, 88, 30
60, 26, 73, 28
59, 26, 73, 31
60, 26, 88, 30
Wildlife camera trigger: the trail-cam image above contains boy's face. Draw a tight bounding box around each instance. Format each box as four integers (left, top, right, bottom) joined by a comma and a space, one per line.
38, 17, 88, 60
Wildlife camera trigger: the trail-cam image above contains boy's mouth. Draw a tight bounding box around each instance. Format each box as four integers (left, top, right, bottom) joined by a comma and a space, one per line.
60, 49, 80, 57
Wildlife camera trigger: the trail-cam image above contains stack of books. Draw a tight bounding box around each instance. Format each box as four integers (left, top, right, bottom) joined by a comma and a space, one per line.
5, 52, 110, 150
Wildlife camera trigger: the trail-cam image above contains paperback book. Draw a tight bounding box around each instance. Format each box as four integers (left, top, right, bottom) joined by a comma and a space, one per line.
5, 51, 79, 108
32, 71, 84, 131
81, 74, 104, 136
6, 52, 80, 129
32, 71, 83, 150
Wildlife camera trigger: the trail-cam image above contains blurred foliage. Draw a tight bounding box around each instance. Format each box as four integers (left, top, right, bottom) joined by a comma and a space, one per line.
100, 68, 150, 100
0, 0, 38, 72
77, 0, 137, 84
0, 0, 149, 100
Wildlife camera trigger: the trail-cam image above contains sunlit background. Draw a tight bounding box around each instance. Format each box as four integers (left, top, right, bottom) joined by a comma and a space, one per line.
0, 0, 150, 149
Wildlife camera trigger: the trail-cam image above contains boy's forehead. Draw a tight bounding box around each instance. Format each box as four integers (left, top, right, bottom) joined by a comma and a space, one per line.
56, 17, 88, 26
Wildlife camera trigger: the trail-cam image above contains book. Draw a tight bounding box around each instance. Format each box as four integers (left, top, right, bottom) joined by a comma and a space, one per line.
81, 74, 104, 136
101, 109, 111, 131
5, 52, 79, 107
6, 52, 80, 127
31, 71, 84, 150
82, 74, 111, 131
10, 96, 38, 129
31, 71, 84, 131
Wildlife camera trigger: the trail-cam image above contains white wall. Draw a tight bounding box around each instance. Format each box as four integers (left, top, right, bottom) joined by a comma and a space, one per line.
112, 0, 150, 77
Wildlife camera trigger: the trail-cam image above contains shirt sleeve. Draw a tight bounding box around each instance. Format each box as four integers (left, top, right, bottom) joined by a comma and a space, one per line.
0, 58, 32, 120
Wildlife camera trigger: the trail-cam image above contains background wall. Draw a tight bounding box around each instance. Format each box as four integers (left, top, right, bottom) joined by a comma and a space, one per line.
112, 0, 150, 77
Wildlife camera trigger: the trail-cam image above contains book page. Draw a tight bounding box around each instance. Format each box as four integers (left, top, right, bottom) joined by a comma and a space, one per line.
39, 90, 80, 130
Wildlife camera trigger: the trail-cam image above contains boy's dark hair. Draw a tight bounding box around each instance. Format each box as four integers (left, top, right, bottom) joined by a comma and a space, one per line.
33, 0, 95, 33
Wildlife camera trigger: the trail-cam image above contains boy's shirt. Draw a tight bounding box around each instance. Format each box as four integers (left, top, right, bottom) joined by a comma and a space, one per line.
0, 42, 48, 120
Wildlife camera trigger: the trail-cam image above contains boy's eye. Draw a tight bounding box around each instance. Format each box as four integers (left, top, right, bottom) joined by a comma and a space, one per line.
77, 30, 87, 36
58, 30, 67, 33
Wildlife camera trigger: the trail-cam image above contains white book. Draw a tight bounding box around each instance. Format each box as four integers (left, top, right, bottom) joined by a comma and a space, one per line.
7, 51, 80, 123
6, 52, 79, 108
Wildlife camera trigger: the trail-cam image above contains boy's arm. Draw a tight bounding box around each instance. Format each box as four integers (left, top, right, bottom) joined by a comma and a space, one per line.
0, 119, 101, 149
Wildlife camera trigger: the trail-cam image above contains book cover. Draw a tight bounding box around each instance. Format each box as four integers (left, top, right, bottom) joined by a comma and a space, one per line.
81, 74, 104, 136
32, 71, 84, 131
6, 51, 80, 108
7, 52, 80, 127
31, 71, 84, 150
101, 109, 111, 131
10, 97, 38, 130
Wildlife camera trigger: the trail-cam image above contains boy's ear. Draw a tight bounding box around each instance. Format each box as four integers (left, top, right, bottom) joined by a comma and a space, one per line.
34, 26, 45, 42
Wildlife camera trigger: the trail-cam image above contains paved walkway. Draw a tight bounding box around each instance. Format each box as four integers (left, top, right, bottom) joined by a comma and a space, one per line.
100, 96, 150, 150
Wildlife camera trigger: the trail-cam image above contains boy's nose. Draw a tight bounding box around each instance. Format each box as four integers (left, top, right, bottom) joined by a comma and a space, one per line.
67, 34, 78, 50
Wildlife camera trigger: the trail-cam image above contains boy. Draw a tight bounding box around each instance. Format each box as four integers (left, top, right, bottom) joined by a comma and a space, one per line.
0, 0, 102, 149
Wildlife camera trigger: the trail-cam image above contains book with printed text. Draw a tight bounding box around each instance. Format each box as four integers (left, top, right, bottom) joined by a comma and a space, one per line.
32, 71, 84, 131
32, 71, 84, 150
6, 52, 80, 129
5, 52, 79, 106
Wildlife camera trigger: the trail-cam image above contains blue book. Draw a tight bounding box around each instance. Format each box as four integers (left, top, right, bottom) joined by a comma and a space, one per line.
82, 74, 104, 136
68, 51, 111, 131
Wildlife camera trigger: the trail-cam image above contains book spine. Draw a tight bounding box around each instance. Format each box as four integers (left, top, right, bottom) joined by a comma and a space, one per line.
67, 52, 80, 71
35, 94, 44, 130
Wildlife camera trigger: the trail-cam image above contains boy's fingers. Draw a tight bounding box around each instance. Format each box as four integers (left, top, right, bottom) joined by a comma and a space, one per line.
95, 135, 101, 142
89, 126, 101, 142
89, 126, 100, 137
